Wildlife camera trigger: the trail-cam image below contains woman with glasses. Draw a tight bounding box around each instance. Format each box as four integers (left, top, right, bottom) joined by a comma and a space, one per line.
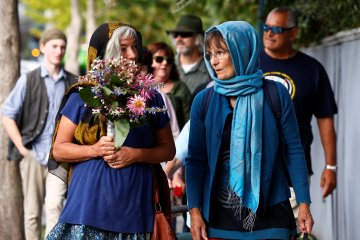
185, 21, 314, 240
148, 42, 193, 130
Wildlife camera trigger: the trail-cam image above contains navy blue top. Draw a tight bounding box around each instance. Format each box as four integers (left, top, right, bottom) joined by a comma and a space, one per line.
185, 83, 310, 239
260, 51, 338, 174
58, 92, 169, 233
209, 114, 296, 239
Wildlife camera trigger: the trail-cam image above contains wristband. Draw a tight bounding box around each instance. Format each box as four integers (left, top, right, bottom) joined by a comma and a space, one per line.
326, 164, 337, 172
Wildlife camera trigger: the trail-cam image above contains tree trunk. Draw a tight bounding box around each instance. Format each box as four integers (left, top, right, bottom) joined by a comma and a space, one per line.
86, 0, 96, 46
65, 0, 81, 75
0, 0, 25, 239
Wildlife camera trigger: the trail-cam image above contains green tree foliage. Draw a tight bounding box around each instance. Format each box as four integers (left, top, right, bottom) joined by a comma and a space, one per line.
98, 1, 176, 46
21, 0, 73, 36
265, 0, 360, 46
103, 0, 260, 45
21, 0, 360, 52
20, 0, 259, 46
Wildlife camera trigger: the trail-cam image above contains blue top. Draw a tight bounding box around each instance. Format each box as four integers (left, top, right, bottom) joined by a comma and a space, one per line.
185, 83, 310, 239
1, 62, 67, 165
58, 92, 169, 233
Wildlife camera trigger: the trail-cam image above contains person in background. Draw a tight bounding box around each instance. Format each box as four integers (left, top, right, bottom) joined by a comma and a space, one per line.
165, 16, 211, 211
164, 121, 190, 181
260, 7, 338, 216
167, 14, 211, 95
1, 28, 77, 239
186, 21, 313, 240
147, 41, 193, 233
46, 22, 175, 239
141, 47, 180, 140
147, 42, 192, 130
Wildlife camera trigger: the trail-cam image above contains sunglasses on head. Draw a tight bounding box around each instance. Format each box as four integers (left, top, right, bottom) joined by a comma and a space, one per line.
172, 32, 195, 38
263, 24, 295, 34
153, 56, 174, 65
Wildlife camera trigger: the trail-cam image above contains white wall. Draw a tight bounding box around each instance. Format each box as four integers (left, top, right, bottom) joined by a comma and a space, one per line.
303, 28, 360, 240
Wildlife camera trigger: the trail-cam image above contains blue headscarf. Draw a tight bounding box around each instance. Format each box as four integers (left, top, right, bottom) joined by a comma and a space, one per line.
204, 21, 263, 227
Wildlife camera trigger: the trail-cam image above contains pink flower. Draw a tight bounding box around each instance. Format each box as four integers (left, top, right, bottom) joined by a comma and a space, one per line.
136, 74, 159, 100
126, 95, 146, 116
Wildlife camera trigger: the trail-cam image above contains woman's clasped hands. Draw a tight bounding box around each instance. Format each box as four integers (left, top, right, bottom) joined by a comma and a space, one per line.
95, 136, 137, 169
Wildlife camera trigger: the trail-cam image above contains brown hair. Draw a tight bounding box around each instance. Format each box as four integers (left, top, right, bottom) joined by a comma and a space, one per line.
141, 47, 153, 74
205, 30, 226, 52
40, 28, 67, 45
147, 42, 179, 80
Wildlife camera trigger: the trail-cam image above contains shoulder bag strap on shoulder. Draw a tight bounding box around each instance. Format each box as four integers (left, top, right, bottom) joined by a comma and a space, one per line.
263, 79, 282, 123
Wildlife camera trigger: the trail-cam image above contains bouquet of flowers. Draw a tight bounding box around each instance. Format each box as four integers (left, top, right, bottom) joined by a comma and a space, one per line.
78, 57, 166, 148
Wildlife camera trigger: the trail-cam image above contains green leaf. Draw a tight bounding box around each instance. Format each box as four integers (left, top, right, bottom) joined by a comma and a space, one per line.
113, 119, 130, 148
110, 75, 123, 86
111, 101, 118, 110
102, 86, 113, 97
79, 87, 101, 108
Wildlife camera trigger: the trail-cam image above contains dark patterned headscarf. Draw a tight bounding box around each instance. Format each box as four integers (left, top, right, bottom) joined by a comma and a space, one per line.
87, 22, 143, 70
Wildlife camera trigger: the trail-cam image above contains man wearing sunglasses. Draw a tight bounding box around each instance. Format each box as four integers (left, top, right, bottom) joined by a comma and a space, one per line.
260, 6, 338, 216
167, 14, 211, 95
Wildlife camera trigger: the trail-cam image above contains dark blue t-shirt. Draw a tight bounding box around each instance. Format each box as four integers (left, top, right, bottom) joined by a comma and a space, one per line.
58, 91, 169, 233
260, 51, 338, 174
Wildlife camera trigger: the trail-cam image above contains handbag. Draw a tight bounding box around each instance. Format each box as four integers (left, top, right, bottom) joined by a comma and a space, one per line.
151, 164, 176, 240
295, 232, 318, 240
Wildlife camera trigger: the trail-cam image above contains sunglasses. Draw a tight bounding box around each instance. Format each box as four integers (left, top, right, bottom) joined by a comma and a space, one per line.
153, 56, 174, 65
172, 32, 195, 38
263, 24, 295, 34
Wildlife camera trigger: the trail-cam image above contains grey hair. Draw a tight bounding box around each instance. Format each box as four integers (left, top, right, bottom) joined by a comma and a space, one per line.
104, 26, 137, 60
194, 33, 204, 54
268, 7, 298, 28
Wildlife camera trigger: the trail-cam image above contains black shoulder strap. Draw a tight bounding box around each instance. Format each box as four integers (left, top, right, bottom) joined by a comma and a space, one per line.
263, 80, 282, 124
201, 86, 214, 121
264, 80, 293, 186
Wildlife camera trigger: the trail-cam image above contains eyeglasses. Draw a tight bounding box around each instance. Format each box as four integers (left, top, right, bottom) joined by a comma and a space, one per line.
153, 56, 174, 65
263, 24, 295, 34
205, 50, 228, 61
171, 32, 195, 38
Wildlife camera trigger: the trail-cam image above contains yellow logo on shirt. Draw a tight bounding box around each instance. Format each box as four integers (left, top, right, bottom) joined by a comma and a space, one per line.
264, 71, 296, 99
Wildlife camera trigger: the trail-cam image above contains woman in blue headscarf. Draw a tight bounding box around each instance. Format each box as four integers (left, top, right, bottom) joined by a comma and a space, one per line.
185, 21, 313, 240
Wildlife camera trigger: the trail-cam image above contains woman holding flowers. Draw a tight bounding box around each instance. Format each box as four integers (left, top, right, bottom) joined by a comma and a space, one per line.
147, 42, 193, 130
46, 22, 175, 239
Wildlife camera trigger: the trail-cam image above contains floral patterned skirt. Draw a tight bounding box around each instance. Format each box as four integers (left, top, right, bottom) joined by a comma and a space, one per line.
46, 223, 151, 240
